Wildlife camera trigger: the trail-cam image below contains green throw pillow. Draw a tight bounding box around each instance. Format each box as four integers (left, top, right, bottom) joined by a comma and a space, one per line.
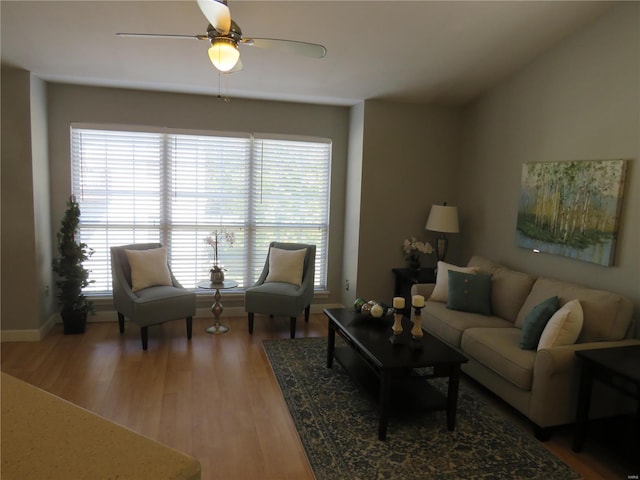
447, 270, 492, 316
519, 296, 560, 350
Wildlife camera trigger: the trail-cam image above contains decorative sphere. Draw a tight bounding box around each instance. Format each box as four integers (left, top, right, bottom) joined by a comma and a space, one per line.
370, 304, 384, 318
360, 303, 372, 316
354, 298, 366, 312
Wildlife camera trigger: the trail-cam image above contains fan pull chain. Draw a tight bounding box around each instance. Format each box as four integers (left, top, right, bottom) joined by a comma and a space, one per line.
216, 71, 231, 103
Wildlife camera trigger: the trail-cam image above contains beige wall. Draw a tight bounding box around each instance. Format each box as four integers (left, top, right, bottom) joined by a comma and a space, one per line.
46, 84, 350, 312
349, 100, 460, 304
1, 67, 42, 334
30, 75, 55, 330
342, 102, 365, 307
458, 3, 640, 319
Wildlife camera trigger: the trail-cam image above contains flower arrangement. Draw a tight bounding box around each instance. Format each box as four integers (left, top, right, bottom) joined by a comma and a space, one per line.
402, 237, 433, 269
204, 229, 236, 273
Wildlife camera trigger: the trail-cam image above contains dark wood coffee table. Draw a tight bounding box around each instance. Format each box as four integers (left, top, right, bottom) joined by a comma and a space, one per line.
324, 307, 468, 440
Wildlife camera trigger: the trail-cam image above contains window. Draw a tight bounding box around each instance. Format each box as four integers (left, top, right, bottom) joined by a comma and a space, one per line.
71, 126, 331, 293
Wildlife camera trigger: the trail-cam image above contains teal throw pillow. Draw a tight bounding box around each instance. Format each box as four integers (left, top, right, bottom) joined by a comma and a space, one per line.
447, 270, 492, 316
519, 296, 560, 350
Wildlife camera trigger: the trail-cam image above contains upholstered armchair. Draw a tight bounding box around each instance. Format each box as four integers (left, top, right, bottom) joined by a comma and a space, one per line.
245, 242, 316, 338
110, 243, 196, 350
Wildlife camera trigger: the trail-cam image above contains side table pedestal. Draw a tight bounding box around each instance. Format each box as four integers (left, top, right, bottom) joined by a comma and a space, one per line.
198, 280, 239, 335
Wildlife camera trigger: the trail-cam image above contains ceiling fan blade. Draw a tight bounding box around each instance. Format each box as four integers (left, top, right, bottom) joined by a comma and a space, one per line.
116, 32, 207, 40
197, 0, 231, 35
241, 38, 327, 58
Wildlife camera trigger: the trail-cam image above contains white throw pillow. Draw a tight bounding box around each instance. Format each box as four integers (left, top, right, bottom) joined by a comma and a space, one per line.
537, 299, 584, 350
430, 261, 479, 303
265, 247, 306, 287
125, 247, 173, 292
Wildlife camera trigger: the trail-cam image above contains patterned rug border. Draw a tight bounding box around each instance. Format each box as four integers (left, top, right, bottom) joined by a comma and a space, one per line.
264, 337, 581, 480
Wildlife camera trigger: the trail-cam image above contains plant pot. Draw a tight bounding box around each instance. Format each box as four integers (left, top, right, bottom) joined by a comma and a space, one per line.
61, 310, 87, 335
210, 267, 225, 284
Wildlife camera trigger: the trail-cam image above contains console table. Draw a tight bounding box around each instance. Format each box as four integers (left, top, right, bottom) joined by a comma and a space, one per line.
392, 268, 436, 313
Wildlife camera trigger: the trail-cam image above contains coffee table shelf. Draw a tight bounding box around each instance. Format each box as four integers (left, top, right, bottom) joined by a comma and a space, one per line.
324, 307, 468, 440
333, 344, 448, 413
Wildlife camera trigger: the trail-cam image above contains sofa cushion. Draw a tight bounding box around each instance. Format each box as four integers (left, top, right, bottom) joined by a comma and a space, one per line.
461, 327, 536, 391
519, 296, 559, 350
489, 266, 537, 323
132, 285, 196, 327
447, 271, 492, 316
537, 299, 583, 350
430, 261, 479, 303
466, 255, 495, 274
467, 256, 536, 323
423, 300, 512, 348
515, 277, 633, 342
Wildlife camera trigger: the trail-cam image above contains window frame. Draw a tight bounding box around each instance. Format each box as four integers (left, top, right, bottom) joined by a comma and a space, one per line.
70, 124, 331, 294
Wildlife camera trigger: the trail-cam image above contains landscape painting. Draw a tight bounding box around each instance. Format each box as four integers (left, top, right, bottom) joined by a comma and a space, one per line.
516, 159, 627, 266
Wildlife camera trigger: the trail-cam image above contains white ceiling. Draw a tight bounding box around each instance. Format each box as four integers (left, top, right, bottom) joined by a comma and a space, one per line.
1, 1, 612, 106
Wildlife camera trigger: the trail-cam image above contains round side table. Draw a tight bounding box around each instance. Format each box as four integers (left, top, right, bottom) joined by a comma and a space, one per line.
197, 279, 239, 334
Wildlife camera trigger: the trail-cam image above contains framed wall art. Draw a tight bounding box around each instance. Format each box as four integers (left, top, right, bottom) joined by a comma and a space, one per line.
516, 159, 628, 266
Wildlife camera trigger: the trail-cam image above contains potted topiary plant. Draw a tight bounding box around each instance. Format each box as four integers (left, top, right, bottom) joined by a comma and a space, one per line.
52, 195, 94, 334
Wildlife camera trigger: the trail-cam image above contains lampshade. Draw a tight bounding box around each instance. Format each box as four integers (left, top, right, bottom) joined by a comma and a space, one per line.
208, 38, 240, 72
425, 204, 459, 233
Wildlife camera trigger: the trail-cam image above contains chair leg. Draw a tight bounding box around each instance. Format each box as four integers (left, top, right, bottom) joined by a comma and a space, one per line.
186, 316, 193, 340
118, 312, 125, 333
248, 312, 254, 334
140, 326, 148, 351
290, 317, 296, 339
304, 304, 311, 323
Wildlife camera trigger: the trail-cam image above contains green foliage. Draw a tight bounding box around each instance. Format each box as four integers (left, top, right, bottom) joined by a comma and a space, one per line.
517, 213, 611, 250
51, 196, 95, 314
519, 160, 626, 247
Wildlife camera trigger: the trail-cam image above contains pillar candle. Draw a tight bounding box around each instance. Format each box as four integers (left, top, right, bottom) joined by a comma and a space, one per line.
392, 297, 405, 309
412, 295, 425, 307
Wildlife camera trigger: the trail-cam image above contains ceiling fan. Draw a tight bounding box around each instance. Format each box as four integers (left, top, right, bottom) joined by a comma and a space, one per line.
117, 0, 327, 73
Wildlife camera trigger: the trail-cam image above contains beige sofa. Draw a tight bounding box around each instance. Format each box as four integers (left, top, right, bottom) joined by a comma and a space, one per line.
412, 255, 639, 438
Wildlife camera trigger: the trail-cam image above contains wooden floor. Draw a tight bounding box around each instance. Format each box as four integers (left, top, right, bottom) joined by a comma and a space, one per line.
1, 314, 635, 480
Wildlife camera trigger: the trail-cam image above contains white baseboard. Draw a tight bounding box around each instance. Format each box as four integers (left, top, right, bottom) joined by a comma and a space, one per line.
1, 303, 344, 342
195, 304, 342, 319
1, 314, 59, 342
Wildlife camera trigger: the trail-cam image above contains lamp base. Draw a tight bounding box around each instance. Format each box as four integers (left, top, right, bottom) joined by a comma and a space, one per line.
436, 235, 448, 263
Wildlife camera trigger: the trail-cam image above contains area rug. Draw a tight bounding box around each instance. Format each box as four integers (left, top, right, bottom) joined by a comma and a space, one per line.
263, 337, 581, 480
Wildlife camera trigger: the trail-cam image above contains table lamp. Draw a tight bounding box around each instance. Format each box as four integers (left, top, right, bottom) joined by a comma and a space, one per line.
425, 202, 459, 262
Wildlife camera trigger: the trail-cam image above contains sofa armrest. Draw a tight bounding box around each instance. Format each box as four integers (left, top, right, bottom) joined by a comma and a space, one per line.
529, 339, 640, 427
411, 283, 435, 298
536, 339, 640, 378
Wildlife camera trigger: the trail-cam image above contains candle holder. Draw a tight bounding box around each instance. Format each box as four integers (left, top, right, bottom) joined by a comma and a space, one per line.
389, 311, 405, 345
410, 305, 424, 350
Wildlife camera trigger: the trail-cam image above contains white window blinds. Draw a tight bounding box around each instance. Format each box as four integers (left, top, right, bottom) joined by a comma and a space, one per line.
70, 126, 331, 293
251, 137, 330, 287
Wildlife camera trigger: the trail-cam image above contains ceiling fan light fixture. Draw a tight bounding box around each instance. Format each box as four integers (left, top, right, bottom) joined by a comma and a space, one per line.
208, 37, 240, 72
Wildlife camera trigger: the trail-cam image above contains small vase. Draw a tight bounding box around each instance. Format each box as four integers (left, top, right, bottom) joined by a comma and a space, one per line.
408, 257, 421, 270
210, 266, 224, 284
